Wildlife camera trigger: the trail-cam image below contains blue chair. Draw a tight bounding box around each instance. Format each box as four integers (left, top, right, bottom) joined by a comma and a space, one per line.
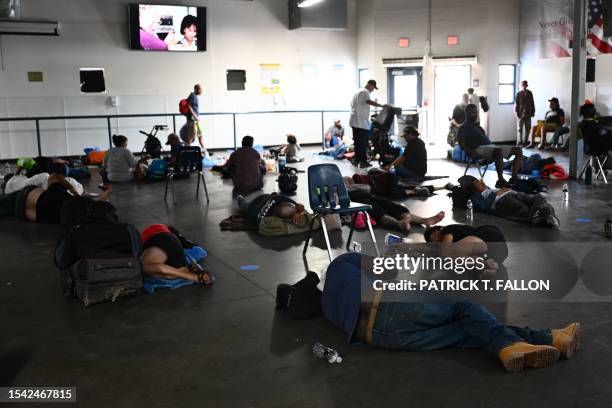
164, 146, 210, 205
302, 164, 379, 261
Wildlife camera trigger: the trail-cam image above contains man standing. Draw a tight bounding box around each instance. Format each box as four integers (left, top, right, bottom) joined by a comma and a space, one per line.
184, 84, 205, 150
350, 80, 385, 168
467, 88, 480, 124
515, 80, 535, 146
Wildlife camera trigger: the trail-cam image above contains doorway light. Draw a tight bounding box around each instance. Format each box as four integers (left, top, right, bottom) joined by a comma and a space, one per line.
298, 0, 325, 7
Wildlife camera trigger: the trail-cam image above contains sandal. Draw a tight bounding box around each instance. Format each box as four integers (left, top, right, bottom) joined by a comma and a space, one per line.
196, 270, 215, 286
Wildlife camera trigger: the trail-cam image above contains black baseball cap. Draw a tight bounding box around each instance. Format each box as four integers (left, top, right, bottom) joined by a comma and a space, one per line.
366, 79, 378, 89
549, 97, 559, 103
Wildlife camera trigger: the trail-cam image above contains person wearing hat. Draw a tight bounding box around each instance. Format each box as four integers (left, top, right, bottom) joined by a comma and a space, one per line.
515, 81, 535, 146
526, 97, 565, 149
350, 80, 387, 168
325, 120, 345, 148
384, 125, 427, 181
165, 133, 185, 166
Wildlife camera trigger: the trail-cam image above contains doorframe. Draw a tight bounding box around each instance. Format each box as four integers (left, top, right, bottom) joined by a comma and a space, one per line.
387, 66, 423, 109
432, 63, 472, 146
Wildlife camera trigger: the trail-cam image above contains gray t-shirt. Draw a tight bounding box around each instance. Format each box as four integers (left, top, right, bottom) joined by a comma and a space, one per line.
103, 147, 136, 182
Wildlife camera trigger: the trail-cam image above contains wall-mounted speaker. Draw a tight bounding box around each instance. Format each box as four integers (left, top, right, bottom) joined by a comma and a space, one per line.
587, 58, 596, 83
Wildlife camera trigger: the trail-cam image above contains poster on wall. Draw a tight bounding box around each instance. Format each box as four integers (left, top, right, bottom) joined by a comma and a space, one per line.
260, 64, 282, 94
521, 0, 612, 59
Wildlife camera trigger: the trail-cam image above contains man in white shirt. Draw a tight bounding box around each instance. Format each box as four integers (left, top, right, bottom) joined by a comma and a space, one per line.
350, 80, 385, 168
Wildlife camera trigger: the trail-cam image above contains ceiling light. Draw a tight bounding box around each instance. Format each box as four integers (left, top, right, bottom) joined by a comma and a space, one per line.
298, 0, 325, 8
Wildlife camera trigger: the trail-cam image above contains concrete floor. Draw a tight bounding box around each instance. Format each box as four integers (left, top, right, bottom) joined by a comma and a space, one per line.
1, 147, 612, 408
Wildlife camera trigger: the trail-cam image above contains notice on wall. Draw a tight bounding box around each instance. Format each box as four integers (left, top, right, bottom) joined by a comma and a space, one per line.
260, 64, 281, 94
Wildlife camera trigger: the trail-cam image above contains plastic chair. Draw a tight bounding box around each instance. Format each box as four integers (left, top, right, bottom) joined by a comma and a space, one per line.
164, 146, 210, 205
302, 164, 379, 262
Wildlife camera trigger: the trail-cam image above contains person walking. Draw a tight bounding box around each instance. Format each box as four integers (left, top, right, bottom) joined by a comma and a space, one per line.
349, 80, 385, 168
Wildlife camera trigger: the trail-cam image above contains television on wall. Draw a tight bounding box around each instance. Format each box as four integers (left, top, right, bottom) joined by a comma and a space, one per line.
128, 3, 206, 51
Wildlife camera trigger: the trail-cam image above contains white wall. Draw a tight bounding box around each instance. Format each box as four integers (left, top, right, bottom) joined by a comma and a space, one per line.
0, 0, 357, 158
519, 0, 612, 121
356, 0, 521, 145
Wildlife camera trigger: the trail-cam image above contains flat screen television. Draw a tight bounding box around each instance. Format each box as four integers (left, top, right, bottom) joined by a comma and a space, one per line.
128, 3, 206, 51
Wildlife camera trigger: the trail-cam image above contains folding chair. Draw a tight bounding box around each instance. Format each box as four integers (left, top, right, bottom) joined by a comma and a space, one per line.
302, 164, 380, 262
578, 147, 609, 184
164, 146, 210, 205
463, 157, 492, 179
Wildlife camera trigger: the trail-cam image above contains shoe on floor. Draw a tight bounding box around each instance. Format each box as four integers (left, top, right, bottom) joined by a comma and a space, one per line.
552, 323, 581, 359
499, 342, 560, 373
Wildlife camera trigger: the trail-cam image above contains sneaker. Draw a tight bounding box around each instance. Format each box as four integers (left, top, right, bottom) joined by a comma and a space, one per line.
547, 214, 560, 229
552, 323, 581, 359
498, 342, 560, 373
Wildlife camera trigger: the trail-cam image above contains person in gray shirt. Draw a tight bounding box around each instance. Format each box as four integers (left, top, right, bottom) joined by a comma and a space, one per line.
102, 135, 137, 182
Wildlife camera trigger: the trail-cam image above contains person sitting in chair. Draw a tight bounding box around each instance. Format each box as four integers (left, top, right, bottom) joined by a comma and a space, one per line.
458, 104, 523, 188
580, 102, 612, 154
322, 252, 581, 373
226, 136, 265, 197
384, 126, 427, 181
526, 97, 565, 150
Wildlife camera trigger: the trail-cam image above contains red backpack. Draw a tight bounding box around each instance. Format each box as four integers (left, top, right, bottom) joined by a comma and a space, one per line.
540, 164, 569, 180
179, 99, 189, 115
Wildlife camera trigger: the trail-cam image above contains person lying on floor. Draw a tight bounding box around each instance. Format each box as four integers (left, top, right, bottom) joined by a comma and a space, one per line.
20, 156, 90, 180
237, 192, 305, 226
383, 125, 427, 181
424, 224, 508, 270
4, 172, 84, 196
322, 252, 581, 373
458, 104, 523, 188
346, 187, 445, 232
460, 175, 560, 228
140, 224, 213, 285
0, 174, 111, 223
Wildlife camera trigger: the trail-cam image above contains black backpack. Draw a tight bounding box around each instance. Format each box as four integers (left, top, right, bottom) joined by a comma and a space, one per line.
144, 135, 163, 158
277, 167, 299, 195
479, 96, 490, 113
55, 219, 143, 307
60, 196, 119, 228
449, 185, 470, 208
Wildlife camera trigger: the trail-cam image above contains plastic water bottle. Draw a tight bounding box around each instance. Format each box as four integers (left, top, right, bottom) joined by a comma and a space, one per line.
466, 199, 474, 224
278, 155, 286, 172
313, 343, 343, 364
562, 184, 569, 202
605, 219, 612, 238
384, 233, 410, 244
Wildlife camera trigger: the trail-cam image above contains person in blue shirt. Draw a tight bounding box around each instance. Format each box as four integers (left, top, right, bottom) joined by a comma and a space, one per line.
183, 84, 205, 150
458, 104, 524, 188
325, 120, 345, 148
321, 252, 580, 373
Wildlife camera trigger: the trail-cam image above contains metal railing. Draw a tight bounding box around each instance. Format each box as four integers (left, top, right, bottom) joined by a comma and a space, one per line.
0, 110, 350, 157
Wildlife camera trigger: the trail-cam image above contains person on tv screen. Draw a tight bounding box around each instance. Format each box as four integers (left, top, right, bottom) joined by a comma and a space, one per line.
139, 5, 173, 51
173, 14, 198, 51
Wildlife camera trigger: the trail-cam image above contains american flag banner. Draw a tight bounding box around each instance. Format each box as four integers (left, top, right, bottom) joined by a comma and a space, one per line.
587, 0, 612, 54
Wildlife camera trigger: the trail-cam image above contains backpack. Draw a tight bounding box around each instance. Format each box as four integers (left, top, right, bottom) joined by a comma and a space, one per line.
179, 98, 189, 115
55, 221, 143, 307
147, 158, 167, 181
277, 167, 299, 195
540, 163, 569, 180
60, 196, 119, 228
144, 135, 163, 159
479, 96, 490, 113
449, 185, 470, 208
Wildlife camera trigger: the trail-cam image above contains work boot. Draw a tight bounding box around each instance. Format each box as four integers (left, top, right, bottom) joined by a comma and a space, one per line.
498, 342, 560, 373
552, 323, 581, 359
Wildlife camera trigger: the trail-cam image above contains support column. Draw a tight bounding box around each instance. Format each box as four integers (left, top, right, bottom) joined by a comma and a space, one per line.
569, 0, 587, 178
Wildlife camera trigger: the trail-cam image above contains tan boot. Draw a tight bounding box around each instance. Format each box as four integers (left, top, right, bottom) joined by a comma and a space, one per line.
552, 323, 581, 359
498, 342, 560, 373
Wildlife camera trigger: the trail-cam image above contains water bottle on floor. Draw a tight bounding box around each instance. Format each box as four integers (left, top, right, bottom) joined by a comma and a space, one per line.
384, 233, 410, 244
278, 155, 286, 172
466, 199, 474, 224
585, 165, 593, 186
562, 184, 569, 202
313, 343, 343, 363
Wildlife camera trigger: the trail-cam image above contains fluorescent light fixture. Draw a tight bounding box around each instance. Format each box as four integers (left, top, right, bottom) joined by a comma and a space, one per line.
0, 19, 60, 35
298, 0, 325, 7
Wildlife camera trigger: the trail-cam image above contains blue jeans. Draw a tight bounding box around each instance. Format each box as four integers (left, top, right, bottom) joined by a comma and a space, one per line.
394, 166, 424, 181
371, 300, 551, 355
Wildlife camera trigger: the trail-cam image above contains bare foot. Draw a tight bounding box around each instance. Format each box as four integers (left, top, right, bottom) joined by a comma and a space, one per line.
398, 214, 412, 232
424, 211, 445, 226
99, 184, 113, 201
